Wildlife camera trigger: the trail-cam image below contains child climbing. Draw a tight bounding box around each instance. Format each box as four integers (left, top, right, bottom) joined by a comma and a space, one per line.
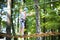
19, 7, 28, 36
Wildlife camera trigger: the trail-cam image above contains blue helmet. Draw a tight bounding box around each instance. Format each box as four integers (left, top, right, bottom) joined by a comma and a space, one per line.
24, 7, 28, 12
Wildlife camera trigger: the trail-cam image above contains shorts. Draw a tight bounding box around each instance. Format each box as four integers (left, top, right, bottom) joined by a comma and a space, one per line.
20, 19, 25, 28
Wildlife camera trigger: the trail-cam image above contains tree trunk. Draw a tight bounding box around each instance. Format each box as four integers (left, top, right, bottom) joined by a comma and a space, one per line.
34, 0, 41, 40
6, 0, 11, 40
11, 0, 18, 40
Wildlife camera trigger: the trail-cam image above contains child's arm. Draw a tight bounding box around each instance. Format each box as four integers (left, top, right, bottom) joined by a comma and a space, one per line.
24, 11, 26, 19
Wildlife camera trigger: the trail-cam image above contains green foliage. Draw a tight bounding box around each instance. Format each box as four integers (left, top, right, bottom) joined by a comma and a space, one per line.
12, 0, 60, 34
26, 15, 36, 33
1, 0, 60, 38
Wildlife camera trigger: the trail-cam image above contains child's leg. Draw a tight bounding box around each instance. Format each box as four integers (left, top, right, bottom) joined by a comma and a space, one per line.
20, 21, 25, 35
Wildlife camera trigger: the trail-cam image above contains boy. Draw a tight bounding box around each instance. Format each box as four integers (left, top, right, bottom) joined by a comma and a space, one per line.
20, 8, 26, 36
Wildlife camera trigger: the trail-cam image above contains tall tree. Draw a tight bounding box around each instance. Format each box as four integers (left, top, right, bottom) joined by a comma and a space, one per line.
6, 0, 11, 40
34, 0, 41, 40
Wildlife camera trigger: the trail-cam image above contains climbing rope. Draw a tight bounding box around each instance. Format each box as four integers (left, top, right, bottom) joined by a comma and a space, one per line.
0, 32, 60, 38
